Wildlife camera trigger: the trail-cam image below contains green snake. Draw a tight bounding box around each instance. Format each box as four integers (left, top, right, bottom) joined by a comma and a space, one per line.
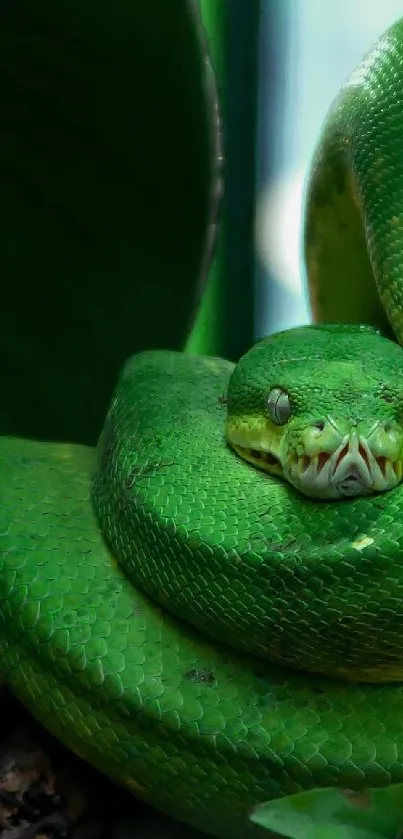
4, 15, 403, 839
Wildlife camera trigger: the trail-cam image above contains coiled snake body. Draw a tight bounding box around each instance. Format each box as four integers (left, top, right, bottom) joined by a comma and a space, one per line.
3, 17, 403, 839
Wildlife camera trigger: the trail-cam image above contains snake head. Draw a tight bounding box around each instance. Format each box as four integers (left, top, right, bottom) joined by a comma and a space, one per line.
225, 324, 403, 500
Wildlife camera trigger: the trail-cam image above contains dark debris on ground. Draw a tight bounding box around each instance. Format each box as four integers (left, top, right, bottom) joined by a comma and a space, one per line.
0, 690, 205, 839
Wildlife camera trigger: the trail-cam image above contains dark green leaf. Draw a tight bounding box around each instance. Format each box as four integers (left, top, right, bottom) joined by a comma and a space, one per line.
251, 784, 403, 839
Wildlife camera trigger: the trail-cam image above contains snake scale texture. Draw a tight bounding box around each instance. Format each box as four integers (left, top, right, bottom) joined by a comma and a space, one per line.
4, 14, 403, 839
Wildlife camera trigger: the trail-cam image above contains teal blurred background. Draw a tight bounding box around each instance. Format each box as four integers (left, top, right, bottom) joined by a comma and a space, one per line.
256, 0, 403, 338
196, 0, 403, 353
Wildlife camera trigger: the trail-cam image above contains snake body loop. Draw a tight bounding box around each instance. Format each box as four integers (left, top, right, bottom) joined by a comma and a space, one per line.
3, 16, 403, 839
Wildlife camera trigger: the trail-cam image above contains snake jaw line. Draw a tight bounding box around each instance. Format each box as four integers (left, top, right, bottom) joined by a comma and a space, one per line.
230, 443, 283, 477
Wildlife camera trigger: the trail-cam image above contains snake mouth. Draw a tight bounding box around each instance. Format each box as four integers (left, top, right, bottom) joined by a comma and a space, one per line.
231, 443, 403, 493
288, 440, 403, 498
295, 449, 402, 479
228, 425, 403, 499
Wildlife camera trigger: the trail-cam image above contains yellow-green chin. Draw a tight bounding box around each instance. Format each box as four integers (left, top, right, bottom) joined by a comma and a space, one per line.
225, 417, 285, 481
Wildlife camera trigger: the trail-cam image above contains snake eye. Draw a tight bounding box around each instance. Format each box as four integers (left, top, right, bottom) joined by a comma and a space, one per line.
266, 387, 291, 425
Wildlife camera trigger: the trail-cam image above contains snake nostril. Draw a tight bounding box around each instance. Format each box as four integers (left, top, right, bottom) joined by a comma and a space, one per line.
313, 420, 325, 431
